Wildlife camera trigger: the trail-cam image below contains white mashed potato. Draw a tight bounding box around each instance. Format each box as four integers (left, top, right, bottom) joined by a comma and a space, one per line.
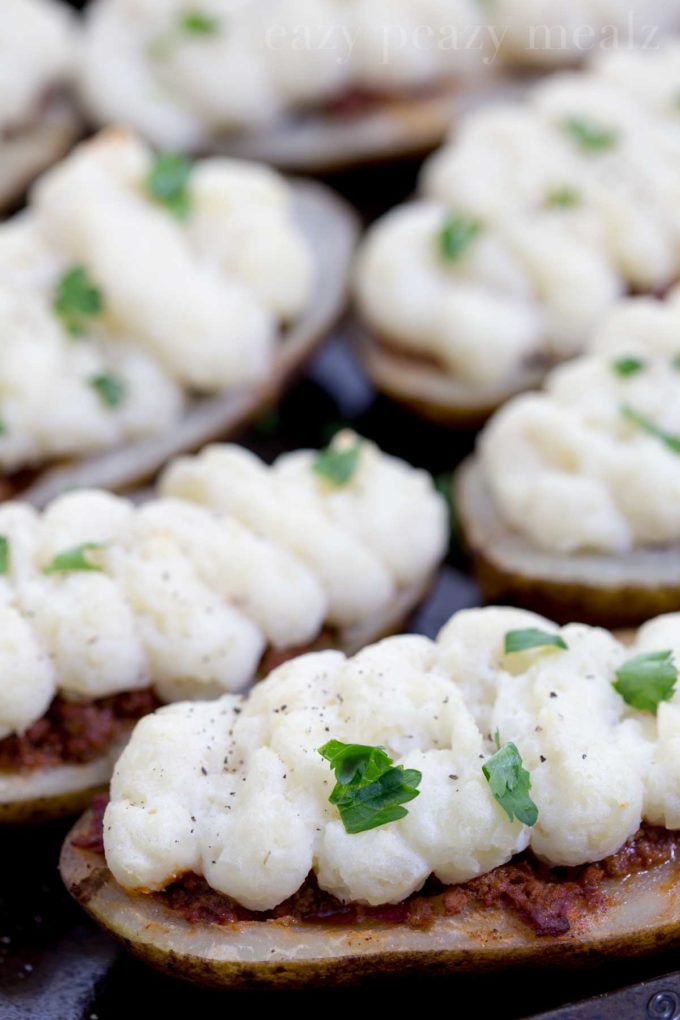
79, 1, 676, 149
491, 1, 676, 67
79, 0, 488, 149
0, 0, 76, 134
480, 289, 680, 554
356, 41, 680, 389
0, 128, 313, 471
0, 434, 447, 739
104, 606, 679, 907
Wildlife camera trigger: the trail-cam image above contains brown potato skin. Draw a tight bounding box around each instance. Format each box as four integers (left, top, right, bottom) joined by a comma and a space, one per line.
61, 809, 680, 989
357, 330, 547, 429
0, 96, 82, 214
456, 458, 680, 628
0, 782, 108, 826
471, 553, 680, 629
212, 81, 464, 173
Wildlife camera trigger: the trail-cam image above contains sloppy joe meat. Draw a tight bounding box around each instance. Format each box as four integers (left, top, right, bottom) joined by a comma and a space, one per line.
0, 690, 159, 772
72, 806, 679, 938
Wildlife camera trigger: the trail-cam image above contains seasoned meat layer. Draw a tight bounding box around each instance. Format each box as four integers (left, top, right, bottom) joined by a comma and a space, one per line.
73, 805, 679, 937
0, 690, 159, 772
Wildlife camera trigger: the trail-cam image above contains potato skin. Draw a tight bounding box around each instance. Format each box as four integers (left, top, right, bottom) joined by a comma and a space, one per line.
357, 330, 547, 429
21, 180, 359, 507
0, 96, 81, 215
0, 782, 107, 826
217, 81, 464, 174
61, 808, 680, 989
456, 458, 680, 628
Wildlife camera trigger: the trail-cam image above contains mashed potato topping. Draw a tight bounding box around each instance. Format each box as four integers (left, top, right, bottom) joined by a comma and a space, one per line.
104, 606, 679, 908
0, 128, 313, 471
0, 0, 75, 134
356, 42, 680, 389
79, 1, 675, 149
79, 0, 488, 150
0, 434, 447, 739
480, 290, 680, 554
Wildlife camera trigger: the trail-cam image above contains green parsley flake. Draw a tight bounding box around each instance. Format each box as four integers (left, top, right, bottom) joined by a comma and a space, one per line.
504, 628, 568, 655
562, 117, 620, 153
613, 357, 645, 378
672, 353, 680, 371
0, 418, 7, 438
621, 405, 680, 455
53, 267, 104, 337
89, 373, 126, 409
613, 650, 677, 714
438, 214, 483, 262
0, 536, 9, 576
547, 186, 581, 209
43, 543, 105, 575
179, 10, 221, 35
146, 153, 194, 220
483, 739, 538, 827
319, 740, 422, 835
313, 435, 361, 487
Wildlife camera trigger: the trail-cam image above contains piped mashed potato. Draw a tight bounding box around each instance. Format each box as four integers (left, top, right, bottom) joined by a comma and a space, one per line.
480, 290, 680, 554
491, 1, 676, 67
0, 128, 313, 472
79, 1, 678, 151
79, 0, 490, 150
104, 606, 679, 909
0, 434, 447, 740
0, 0, 75, 135
355, 41, 680, 391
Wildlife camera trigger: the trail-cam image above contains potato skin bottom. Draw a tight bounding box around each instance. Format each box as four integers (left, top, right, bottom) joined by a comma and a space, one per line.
456, 458, 680, 628
61, 808, 680, 989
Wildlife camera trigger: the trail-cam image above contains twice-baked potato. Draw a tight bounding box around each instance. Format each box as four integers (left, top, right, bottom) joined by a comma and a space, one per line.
0, 127, 358, 506
1, 432, 447, 822
62, 606, 680, 986
354, 39, 680, 425
76, 1, 678, 174
457, 292, 680, 627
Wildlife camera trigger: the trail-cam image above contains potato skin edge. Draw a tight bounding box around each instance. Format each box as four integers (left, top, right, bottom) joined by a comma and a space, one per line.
455, 457, 680, 628
60, 809, 680, 989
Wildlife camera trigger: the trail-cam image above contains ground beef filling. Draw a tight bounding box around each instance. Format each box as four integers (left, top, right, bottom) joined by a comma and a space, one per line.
0, 690, 159, 772
0, 632, 334, 774
73, 804, 679, 937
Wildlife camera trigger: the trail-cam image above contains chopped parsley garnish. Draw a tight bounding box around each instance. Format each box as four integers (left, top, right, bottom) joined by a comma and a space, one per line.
43, 543, 105, 575
621, 405, 680, 455
89, 373, 126, 409
613, 357, 645, 377
179, 10, 221, 35
53, 267, 104, 337
0, 418, 7, 437
613, 650, 677, 714
146, 153, 194, 220
0, 536, 9, 575
438, 214, 483, 262
319, 740, 422, 835
313, 434, 361, 487
483, 736, 538, 827
547, 186, 581, 209
673, 353, 680, 371
504, 628, 568, 655
562, 117, 620, 153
